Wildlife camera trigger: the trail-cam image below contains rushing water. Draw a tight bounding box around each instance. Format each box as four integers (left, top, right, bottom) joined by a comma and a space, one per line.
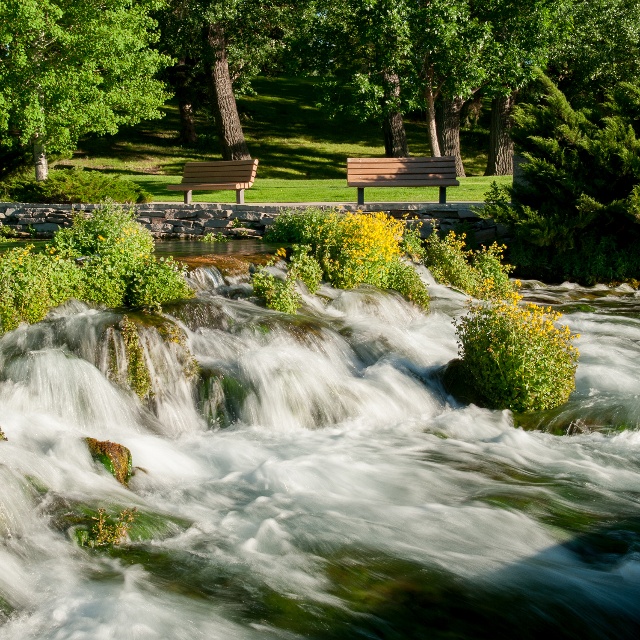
1, 257, 640, 639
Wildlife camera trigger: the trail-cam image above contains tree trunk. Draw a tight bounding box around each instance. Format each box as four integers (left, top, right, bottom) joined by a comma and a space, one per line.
179, 101, 198, 145
33, 137, 48, 181
207, 24, 250, 160
424, 78, 441, 157
485, 93, 515, 176
174, 59, 198, 145
437, 96, 466, 177
381, 71, 409, 157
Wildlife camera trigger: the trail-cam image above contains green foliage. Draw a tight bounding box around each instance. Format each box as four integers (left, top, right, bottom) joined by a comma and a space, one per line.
386, 258, 431, 308
119, 316, 153, 400
401, 223, 426, 261
266, 208, 429, 308
455, 292, 579, 412
0, 244, 84, 333
0, 170, 151, 204
0, 204, 194, 335
0, 0, 169, 161
201, 232, 229, 242
490, 74, 640, 283
75, 507, 138, 548
126, 257, 193, 310
288, 245, 323, 294
424, 230, 515, 299
0, 226, 16, 239
53, 204, 193, 309
252, 268, 301, 314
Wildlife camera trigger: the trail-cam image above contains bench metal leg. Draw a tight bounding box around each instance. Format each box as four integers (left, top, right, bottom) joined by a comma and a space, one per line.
184, 190, 192, 205
357, 188, 364, 206
236, 189, 244, 205
439, 186, 447, 204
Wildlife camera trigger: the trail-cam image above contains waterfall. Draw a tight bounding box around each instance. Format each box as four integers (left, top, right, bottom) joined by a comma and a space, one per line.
1, 266, 640, 638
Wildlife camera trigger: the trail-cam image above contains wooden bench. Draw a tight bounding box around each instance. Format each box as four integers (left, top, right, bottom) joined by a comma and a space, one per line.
347, 157, 459, 205
167, 159, 258, 204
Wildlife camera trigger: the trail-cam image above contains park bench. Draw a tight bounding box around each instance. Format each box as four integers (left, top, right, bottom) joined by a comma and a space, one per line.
347, 156, 459, 205
167, 159, 259, 204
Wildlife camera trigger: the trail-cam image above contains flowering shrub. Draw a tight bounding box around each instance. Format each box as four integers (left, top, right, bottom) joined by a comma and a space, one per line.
52, 204, 193, 309
288, 245, 323, 294
265, 208, 429, 309
0, 204, 194, 335
455, 292, 579, 412
425, 231, 515, 300
0, 245, 83, 332
252, 268, 301, 314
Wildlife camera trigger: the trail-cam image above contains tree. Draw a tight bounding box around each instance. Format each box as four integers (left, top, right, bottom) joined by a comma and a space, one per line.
157, 0, 300, 160
473, 0, 570, 176
298, 0, 413, 157
410, 0, 489, 175
550, 0, 640, 107
0, 0, 170, 180
485, 73, 640, 283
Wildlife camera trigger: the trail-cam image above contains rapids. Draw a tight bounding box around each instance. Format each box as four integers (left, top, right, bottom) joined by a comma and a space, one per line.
1, 260, 640, 639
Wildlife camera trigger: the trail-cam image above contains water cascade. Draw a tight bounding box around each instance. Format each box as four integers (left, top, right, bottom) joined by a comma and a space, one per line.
1, 264, 640, 638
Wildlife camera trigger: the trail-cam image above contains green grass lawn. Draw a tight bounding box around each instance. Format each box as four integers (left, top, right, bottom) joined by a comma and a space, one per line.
127, 175, 510, 203
54, 76, 498, 201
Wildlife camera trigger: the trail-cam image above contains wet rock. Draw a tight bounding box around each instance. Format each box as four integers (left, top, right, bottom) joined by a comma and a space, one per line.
86, 438, 133, 486
441, 359, 487, 407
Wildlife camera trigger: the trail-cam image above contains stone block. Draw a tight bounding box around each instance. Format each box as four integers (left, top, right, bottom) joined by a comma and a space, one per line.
204, 219, 232, 229
33, 223, 60, 232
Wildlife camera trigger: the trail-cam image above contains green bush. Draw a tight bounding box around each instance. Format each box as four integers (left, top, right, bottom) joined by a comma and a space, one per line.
288, 245, 323, 294
484, 74, 640, 284
424, 230, 515, 300
0, 169, 151, 204
126, 257, 193, 310
0, 244, 84, 333
266, 208, 430, 309
252, 268, 301, 314
455, 292, 579, 412
0, 204, 194, 335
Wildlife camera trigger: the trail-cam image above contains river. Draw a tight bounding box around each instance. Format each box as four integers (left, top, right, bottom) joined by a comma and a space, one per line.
1, 244, 639, 638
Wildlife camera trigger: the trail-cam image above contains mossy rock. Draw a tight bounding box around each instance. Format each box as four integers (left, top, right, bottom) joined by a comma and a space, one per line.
441, 359, 487, 407
86, 437, 132, 486
46, 495, 192, 547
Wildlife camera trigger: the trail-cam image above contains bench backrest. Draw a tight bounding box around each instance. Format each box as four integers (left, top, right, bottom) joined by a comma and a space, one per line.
180, 159, 258, 185
347, 157, 459, 186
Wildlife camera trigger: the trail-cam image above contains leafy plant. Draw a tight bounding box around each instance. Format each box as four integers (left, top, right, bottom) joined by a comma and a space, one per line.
252, 268, 301, 314
0, 244, 84, 333
454, 292, 579, 412
0, 225, 16, 238
0, 169, 151, 204
201, 232, 229, 242
288, 245, 323, 294
76, 507, 138, 548
424, 230, 515, 300
265, 208, 429, 309
485, 74, 640, 284
0, 204, 194, 335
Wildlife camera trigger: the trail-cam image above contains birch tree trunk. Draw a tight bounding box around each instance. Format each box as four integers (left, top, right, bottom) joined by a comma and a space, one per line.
33, 137, 48, 181
485, 93, 515, 176
207, 24, 250, 160
437, 96, 466, 177
424, 77, 441, 157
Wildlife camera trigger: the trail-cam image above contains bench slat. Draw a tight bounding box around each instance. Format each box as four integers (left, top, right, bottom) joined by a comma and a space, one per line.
167, 182, 253, 190
347, 156, 459, 204
349, 179, 460, 187
348, 170, 457, 179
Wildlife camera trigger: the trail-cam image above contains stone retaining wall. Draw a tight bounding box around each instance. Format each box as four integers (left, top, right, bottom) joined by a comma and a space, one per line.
0, 201, 509, 245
